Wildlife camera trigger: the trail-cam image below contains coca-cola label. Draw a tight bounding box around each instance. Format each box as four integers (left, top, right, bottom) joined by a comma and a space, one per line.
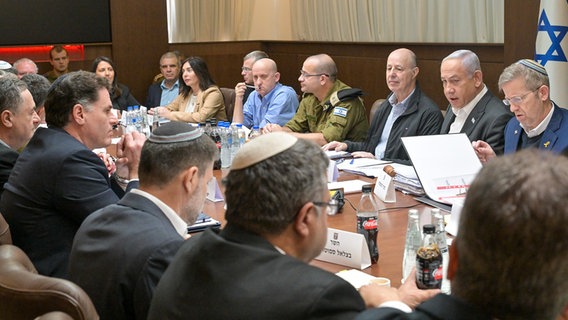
433, 266, 443, 280
363, 219, 377, 230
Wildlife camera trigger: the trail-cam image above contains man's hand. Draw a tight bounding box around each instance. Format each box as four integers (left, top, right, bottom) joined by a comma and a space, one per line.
116, 131, 146, 180
322, 141, 347, 151
398, 269, 440, 309
472, 140, 496, 164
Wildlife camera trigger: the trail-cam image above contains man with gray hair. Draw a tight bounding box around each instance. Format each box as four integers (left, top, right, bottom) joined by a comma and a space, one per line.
473, 59, 568, 162
21, 73, 50, 126
13, 57, 38, 79
235, 50, 269, 103
146, 51, 181, 108
69, 122, 218, 320
440, 49, 512, 154
0, 76, 40, 197
1, 71, 145, 278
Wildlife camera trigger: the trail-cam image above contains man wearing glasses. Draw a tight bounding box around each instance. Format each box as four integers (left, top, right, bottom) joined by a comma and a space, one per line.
263, 54, 369, 146
234, 50, 269, 105
473, 59, 568, 163
440, 50, 512, 155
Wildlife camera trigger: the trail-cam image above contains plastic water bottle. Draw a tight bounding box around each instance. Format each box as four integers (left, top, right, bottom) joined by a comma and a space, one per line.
229, 123, 239, 163
249, 125, 261, 140
356, 185, 380, 263
220, 122, 231, 168
236, 123, 246, 147
124, 106, 136, 134
402, 209, 422, 282
132, 105, 142, 133
432, 209, 451, 293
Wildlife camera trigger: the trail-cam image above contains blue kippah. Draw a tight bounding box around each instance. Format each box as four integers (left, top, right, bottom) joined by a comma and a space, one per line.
516, 59, 548, 76
148, 121, 202, 144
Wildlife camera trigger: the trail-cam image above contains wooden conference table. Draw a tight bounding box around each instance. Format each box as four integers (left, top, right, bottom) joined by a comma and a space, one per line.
201, 169, 430, 288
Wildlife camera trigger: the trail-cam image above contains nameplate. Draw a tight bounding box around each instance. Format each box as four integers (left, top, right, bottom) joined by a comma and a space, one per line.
315, 228, 371, 269
327, 160, 339, 182
374, 170, 396, 203
206, 178, 224, 202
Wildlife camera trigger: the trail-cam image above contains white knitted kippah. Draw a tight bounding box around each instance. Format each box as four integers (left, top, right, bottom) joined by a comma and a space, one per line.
230, 132, 298, 170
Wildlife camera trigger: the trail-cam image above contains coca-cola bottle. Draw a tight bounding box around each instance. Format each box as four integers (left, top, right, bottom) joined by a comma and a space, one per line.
356, 185, 380, 263
416, 224, 443, 289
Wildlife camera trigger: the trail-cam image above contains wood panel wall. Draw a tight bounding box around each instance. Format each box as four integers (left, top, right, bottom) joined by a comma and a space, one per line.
28, 0, 540, 118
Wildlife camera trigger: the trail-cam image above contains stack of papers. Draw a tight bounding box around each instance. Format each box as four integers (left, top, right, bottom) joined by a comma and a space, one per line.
336, 158, 392, 177
391, 164, 424, 196
187, 213, 221, 233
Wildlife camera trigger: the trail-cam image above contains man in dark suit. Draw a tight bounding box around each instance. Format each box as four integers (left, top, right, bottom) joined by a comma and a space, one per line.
473, 59, 568, 162
145, 51, 181, 108
440, 49, 512, 155
148, 132, 435, 320
324, 48, 443, 164
0, 71, 145, 278
0, 76, 40, 197
355, 150, 568, 320
69, 122, 217, 320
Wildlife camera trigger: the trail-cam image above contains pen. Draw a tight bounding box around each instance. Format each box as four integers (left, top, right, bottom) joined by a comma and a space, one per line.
349, 158, 355, 165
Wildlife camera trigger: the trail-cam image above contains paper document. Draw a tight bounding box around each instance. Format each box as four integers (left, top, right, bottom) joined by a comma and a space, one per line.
336, 269, 378, 289
328, 180, 373, 194
401, 134, 482, 205
336, 158, 392, 177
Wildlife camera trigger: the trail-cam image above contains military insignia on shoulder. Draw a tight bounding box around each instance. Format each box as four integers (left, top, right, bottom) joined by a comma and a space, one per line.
326, 88, 364, 107
333, 107, 348, 117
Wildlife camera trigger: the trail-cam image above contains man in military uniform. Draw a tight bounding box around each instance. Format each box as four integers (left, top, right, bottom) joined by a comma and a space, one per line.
263, 54, 368, 146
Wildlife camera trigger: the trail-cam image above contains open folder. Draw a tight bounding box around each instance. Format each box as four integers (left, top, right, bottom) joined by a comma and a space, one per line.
401, 133, 482, 205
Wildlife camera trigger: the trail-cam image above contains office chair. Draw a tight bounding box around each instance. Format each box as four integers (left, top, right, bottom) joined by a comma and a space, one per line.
0, 244, 99, 320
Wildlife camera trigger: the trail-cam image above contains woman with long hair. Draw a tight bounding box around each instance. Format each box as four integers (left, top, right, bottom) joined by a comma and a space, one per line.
156, 56, 227, 122
92, 56, 139, 111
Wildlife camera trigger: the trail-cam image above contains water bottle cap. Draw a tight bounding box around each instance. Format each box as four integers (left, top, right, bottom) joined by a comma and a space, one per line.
127, 106, 133, 111
423, 224, 436, 234
361, 185, 372, 193
253, 125, 259, 130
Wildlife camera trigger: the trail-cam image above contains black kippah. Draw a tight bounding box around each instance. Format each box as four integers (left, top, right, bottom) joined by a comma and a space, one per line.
149, 121, 202, 144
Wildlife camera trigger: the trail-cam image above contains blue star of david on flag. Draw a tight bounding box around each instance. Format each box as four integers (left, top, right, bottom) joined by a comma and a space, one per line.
535, 10, 568, 66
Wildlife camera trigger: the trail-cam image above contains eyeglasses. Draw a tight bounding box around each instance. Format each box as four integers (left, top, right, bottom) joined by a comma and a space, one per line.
241, 67, 252, 72
299, 70, 329, 78
313, 199, 340, 216
503, 89, 538, 106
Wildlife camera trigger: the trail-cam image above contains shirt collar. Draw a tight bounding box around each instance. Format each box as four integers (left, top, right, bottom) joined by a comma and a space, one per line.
161, 79, 179, 91
0, 138, 10, 149
451, 85, 487, 118
130, 189, 188, 238
520, 102, 555, 138
389, 88, 415, 107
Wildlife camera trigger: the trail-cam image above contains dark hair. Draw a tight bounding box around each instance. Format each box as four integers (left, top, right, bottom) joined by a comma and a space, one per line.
91, 56, 123, 100
49, 45, 68, 60
0, 76, 27, 113
45, 71, 110, 128
223, 139, 329, 235
139, 126, 218, 186
179, 57, 216, 99
20, 73, 50, 108
453, 149, 568, 319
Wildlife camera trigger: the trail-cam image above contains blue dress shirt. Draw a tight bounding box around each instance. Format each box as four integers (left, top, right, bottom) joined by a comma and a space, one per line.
242, 83, 299, 129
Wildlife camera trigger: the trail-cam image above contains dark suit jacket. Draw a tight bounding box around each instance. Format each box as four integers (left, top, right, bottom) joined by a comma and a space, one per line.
113, 83, 140, 111
504, 103, 568, 154
440, 90, 512, 155
345, 84, 443, 164
0, 127, 138, 278
0, 143, 18, 199
69, 192, 184, 320
145, 82, 163, 108
148, 223, 366, 320
354, 294, 491, 320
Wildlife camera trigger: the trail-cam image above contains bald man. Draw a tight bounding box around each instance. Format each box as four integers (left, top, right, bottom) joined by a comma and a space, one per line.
324, 48, 443, 164
264, 54, 369, 146
232, 58, 299, 129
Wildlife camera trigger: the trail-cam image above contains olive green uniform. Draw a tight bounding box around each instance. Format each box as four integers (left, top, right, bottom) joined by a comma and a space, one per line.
285, 80, 368, 142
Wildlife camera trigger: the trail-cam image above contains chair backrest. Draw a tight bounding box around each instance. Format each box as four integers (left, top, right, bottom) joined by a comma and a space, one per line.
369, 98, 386, 123
0, 211, 12, 245
0, 245, 99, 320
220, 87, 236, 121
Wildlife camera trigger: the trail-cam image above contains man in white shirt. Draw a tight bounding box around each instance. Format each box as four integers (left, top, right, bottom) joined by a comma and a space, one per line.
69, 122, 218, 320
439, 49, 512, 154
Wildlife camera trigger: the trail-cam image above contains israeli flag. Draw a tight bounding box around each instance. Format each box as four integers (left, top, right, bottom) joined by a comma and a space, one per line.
535, 0, 568, 108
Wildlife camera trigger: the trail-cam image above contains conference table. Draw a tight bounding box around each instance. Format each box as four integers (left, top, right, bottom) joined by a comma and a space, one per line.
201, 168, 430, 288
